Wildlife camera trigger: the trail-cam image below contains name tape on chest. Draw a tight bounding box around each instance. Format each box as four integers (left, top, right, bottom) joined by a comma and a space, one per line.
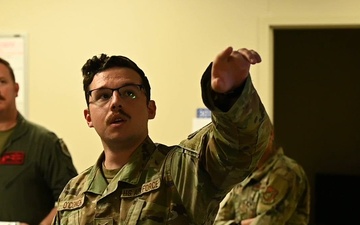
121, 178, 161, 198
59, 197, 84, 210
0, 152, 25, 165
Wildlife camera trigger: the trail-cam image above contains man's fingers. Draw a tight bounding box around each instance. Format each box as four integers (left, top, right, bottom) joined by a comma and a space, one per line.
216, 47, 261, 64
236, 48, 262, 64
216, 46, 234, 61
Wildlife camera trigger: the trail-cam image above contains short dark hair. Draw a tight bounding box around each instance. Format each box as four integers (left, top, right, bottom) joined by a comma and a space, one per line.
0, 57, 16, 82
81, 54, 151, 106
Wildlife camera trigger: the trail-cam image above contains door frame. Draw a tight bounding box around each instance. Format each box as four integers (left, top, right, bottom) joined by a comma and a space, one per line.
256, 16, 360, 122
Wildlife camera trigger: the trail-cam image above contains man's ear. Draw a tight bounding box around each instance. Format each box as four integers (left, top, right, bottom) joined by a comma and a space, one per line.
147, 100, 156, 120
14, 82, 19, 97
84, 108, 94, 127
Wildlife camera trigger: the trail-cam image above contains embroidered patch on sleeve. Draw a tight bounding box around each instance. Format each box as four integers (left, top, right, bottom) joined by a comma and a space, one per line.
261, 186, 279, 204
59, 138, 71, 158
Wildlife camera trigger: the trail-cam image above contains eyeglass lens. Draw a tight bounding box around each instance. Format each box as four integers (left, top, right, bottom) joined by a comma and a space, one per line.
89, 84, 142, 105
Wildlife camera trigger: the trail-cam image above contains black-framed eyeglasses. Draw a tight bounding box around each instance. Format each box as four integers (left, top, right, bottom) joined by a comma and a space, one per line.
88, 84, 144, 106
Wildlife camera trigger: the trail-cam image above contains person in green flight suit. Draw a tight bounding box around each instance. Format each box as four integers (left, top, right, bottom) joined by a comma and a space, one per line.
0, 58, 78, 225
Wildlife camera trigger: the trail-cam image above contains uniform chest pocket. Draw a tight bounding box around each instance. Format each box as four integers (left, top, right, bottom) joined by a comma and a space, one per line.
122, 198, 172, 225
57, 196, 86, 225
58, 210, 82, 225
124, 198, 145, 225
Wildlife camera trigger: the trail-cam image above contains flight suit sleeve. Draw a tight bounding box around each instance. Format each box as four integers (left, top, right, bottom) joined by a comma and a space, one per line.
40, 136, 78, 201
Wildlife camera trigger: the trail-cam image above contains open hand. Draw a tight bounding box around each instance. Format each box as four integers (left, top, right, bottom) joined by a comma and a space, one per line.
211, 47, 261, 93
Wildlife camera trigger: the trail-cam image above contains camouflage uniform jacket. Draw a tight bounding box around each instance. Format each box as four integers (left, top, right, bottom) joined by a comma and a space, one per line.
214, 148, 310, 225
53, 67, 273, 225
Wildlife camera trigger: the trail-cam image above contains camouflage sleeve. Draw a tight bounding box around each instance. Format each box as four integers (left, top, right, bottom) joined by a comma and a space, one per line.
214, 191, 239, 225
172, 64, 272, 223
199, 63, 272, 190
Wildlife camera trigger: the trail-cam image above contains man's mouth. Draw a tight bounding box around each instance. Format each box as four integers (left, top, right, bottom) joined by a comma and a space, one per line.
108, 110, 131, 125
112, 118, 124, 124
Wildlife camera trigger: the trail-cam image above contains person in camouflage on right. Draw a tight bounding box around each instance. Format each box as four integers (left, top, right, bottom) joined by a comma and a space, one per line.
214, 131, 310, 225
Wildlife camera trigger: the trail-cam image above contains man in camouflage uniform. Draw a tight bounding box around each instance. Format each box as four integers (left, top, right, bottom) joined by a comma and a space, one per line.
214, 132, 310, 225
53, 47, 272, 225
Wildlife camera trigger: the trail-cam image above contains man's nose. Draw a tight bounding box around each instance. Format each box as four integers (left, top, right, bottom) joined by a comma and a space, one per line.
110, 90, 123, 110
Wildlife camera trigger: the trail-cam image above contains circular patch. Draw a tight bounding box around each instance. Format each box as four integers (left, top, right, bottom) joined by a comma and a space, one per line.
59, 138, 71, 158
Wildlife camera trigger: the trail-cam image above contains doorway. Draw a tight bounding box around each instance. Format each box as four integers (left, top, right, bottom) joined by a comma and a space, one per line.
273, 28, 360, 225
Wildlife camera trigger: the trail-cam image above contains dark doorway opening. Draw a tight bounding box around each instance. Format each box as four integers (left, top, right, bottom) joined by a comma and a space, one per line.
273, 28, 360, 225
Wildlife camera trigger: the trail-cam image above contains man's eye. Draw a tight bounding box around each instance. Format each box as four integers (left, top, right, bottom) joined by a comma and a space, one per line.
94, 90, 112, 100
123, 91, 136, 98
100, 93, 112, 99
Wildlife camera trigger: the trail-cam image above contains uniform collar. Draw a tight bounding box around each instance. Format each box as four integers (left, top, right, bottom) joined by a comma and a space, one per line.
13, 112, 28, 135
86, 136, 157, 195
2, 113, 29, 150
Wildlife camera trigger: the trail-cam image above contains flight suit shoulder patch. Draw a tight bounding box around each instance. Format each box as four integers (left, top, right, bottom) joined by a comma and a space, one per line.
58, 138, 71, 158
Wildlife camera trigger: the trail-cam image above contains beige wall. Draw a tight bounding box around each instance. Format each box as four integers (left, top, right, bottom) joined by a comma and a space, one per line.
1, 0, 360, 171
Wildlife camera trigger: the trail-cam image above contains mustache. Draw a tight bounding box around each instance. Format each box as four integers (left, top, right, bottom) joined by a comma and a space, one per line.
107, 108, 131, 122
117, 108, 131, 120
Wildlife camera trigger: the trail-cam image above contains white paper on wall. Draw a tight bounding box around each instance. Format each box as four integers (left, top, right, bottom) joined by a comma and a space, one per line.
192, 108, 211, 132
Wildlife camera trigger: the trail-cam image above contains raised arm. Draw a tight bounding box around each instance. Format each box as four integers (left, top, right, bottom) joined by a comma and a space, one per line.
173, 46, 272, 224
211, 47, 261, 94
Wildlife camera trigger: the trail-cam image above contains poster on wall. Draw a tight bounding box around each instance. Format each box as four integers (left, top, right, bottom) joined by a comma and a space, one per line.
0, 34, 27, 116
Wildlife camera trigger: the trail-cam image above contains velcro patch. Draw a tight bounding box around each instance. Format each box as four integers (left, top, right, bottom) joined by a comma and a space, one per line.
0, 151, 25, 165
59, 138, 71, 158
121, 178, 161, 198
261, 186, 279, 204
58, 196, 84, 211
